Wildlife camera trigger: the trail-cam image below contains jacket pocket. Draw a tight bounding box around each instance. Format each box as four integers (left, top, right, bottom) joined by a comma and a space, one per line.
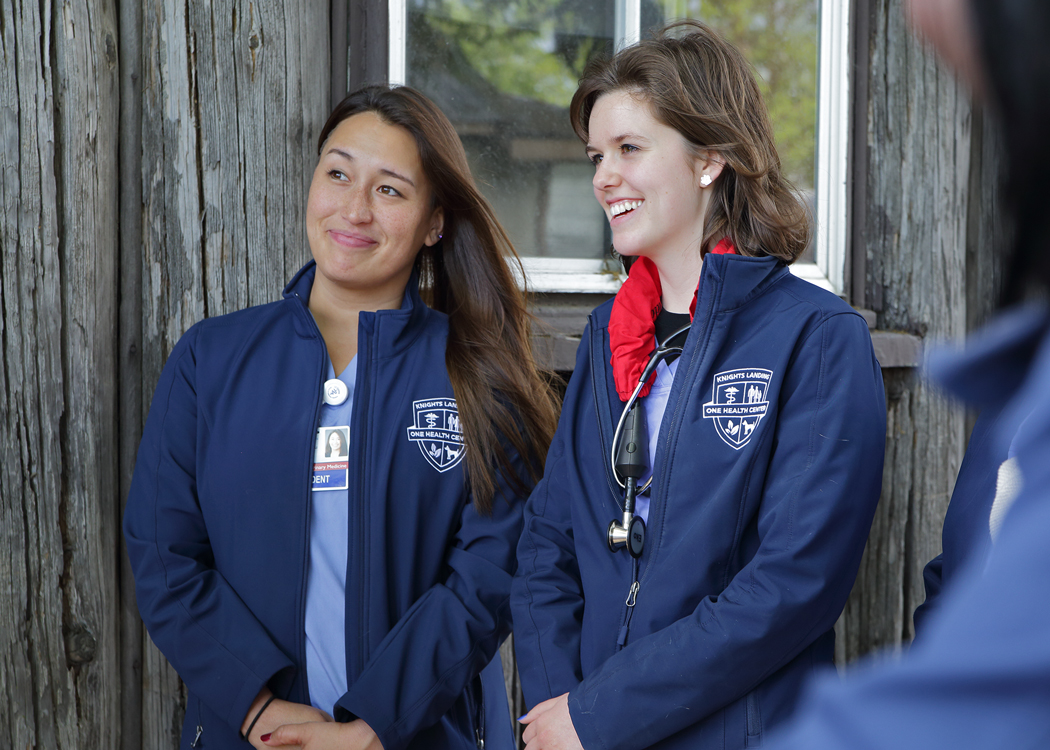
470, 674, 486, 749
189, 699, 203, 748
745, 690, 763, 747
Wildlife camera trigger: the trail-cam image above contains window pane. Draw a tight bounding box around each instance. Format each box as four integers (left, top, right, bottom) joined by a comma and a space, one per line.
648, 1, 819, 261
407, 0, 616, 259
649, 1, 818, 192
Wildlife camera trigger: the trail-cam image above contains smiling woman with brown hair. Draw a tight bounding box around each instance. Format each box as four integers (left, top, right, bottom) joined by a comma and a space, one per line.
124, 84, 558, 750
511, 21, 886, 750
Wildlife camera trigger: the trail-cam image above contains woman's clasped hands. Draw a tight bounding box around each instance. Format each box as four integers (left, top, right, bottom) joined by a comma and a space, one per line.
241, 688, 382, 750
259, 718, 383, 750
520, 693, 584, 750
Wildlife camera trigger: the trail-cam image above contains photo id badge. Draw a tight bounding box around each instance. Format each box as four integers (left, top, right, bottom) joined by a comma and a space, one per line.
312, 426, 349, 491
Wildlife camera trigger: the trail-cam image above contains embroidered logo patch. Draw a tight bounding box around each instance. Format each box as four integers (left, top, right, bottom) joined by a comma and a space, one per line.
406, 398, 466, 472
702, 368, 773, 450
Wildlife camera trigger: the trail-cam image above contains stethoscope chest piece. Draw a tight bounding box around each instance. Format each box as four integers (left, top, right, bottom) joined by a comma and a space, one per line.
609, 514, 646, 558
608, 399, 649, 558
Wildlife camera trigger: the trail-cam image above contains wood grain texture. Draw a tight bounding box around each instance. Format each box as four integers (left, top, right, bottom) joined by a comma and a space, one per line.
835, 0, 974, 661
137, 1, 329, 746
54, 1, 122, 746
1, 0, 120, 746
118, 0, 145, 744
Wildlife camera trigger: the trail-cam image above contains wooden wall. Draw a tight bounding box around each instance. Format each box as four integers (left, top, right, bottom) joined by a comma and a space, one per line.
834, 0, 1007, 662
133, 0, 330, 744
0, 0, 1005, 746
2, 1, 121, 747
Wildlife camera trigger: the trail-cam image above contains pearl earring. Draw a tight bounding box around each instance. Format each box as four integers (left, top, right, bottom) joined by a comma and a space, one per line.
700, 174, 713, 187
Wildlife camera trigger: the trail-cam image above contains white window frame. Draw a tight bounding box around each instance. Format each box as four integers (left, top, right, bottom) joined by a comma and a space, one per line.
391, 0, 848, 296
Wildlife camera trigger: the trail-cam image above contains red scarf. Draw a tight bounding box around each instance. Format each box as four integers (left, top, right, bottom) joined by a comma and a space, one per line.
609, 239, 736, 401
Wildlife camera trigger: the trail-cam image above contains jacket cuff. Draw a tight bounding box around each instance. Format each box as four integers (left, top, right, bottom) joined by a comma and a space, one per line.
568, 690, 610, 750
336, 689, 407, 750
225, 657, 296, 733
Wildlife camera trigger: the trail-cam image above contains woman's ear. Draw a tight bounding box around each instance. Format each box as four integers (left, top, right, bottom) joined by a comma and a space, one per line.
697, 153, 725, 188
425, 207, 445, 247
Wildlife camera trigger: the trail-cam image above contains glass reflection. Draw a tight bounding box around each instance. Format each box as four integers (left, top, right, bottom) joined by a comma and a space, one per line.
406, 0, 819, 262
651, 0, 819, 193
407, 0, 615, 259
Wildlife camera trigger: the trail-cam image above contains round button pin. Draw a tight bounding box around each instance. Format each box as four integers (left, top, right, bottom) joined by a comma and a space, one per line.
323, 378, 348, 406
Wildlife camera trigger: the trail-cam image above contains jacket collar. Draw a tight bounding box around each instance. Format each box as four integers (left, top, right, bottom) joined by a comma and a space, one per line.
609, 239, 738, 401
929, 303, 1050, 411
282, 260, 433, 356
697, 252, 790, 313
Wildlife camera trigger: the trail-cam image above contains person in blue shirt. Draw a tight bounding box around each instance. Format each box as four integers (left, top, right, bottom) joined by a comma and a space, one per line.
510, 21, 887, 750
124, 85, 559, 750
763, 0, 1050, 747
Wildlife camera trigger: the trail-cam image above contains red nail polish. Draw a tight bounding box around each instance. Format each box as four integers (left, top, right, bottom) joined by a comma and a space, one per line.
260, 733, 271, 742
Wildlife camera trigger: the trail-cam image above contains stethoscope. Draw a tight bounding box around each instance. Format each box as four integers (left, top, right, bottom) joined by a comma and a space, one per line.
607, 323, 691, 558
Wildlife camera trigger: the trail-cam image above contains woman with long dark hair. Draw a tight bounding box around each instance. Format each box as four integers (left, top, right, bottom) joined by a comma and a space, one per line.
125, 85, 559, 750
511, 22, 886, 750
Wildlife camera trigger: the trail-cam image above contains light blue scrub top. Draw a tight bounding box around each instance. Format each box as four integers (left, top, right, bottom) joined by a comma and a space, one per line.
637, 356, 679, 523
305, 355, 358, 714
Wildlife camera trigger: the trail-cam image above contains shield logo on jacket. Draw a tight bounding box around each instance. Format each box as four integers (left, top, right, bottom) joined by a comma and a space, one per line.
702, 368, 773, 450
406, 398, 467, 472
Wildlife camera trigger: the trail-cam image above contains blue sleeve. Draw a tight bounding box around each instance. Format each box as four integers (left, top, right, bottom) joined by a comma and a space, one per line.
336, 439, 527, 750
764, 441, 1050, 748
123, 328, 294, 732
913, 554, 944, 633
510, 329, 594, 705
567, 313, 887, 750
763, 346, 1050, 750
913, 408, 1006, 636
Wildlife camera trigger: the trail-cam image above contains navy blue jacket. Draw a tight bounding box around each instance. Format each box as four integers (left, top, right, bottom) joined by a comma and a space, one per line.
913, 408, 1007, 633
511, 254, 887, 750
764, 305, 1050, 750
124, 262, 519, 750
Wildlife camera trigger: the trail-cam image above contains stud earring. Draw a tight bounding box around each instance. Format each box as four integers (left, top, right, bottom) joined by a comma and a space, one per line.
700, 174, 713, 187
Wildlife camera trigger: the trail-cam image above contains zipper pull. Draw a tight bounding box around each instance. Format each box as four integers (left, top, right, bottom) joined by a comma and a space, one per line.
190, 724, 202, 748
625, 581, 640, 607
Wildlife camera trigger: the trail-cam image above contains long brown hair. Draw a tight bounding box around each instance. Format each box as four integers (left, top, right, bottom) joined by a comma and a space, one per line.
317, 85, 559, 513
570, 20, 809, 262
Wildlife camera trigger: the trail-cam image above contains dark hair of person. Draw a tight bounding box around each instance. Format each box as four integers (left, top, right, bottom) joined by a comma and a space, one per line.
968, 0, 1050, 303
316, 85, 560, 514
570, 19, 810, 263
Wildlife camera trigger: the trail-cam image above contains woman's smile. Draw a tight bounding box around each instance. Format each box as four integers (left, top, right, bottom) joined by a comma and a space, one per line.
587, 90, 708, 264
327, 229, 378, 249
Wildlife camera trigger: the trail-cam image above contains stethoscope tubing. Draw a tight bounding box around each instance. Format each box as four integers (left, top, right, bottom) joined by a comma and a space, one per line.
609, 323, 691, 490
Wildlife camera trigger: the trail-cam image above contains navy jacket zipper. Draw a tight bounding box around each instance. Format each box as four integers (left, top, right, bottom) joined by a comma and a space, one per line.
293, 291, 327, 705
605, 262, 720, 649
350, 320, 373, 678
625, 262, 718, 613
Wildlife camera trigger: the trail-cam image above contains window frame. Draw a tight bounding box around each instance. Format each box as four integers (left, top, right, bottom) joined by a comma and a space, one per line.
385, 0, 849, 296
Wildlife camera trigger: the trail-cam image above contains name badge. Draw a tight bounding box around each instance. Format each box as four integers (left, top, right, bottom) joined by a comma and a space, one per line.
313, 425, 349, 491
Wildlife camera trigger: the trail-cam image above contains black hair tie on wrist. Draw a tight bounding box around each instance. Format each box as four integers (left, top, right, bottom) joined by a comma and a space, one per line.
241, 694, 277, 741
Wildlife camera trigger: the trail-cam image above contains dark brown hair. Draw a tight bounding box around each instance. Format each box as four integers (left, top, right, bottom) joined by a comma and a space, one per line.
317, 85, 559, 513
570, 20, 810, 262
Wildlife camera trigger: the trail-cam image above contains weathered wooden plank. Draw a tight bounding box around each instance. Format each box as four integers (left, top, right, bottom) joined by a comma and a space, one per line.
835, 0, 972, 662
137, 1, 329, 746
0, 6, 70, 747
118, 0, 146, 744
53, 2, 122, 747
348, 0, 389, 91
965, 108, 1008, 335
1, 0, 120, 746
